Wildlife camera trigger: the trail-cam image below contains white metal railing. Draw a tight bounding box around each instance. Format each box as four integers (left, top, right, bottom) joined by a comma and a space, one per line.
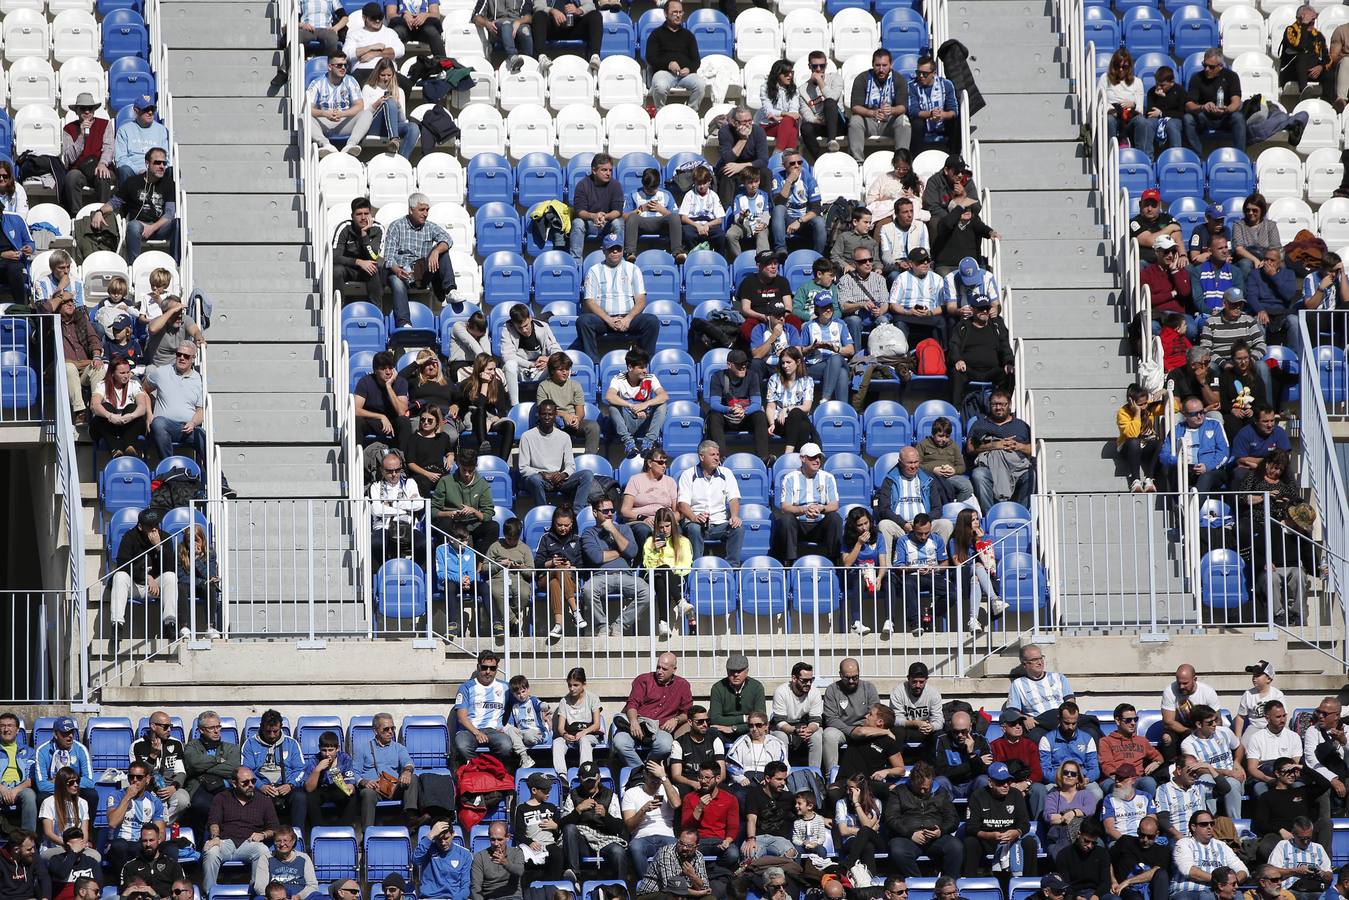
50, 313, 90, 703
0, 313, 59, 425
0, 592, 85, 703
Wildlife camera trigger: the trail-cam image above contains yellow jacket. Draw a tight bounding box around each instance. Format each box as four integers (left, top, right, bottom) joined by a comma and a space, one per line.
1115, 401, 1164, 449
642, 535, 692, 576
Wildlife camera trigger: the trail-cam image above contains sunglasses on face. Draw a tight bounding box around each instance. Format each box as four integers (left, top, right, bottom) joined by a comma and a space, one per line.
692, 717, 709, 724
810, 63, 826, 70
237, 778, 256, 785
479, 664, 497, 671
175, 351, 195, 360
1120, 717, 1138, 723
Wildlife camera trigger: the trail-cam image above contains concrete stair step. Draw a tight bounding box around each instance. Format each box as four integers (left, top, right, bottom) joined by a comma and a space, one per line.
213, 413, 336, 443
196, 272, 314, 292
986, 192, 1104, 239
979, 142, 1094, 191
966, 49, 1070, 93
166, 50, 283, 96
1023, 337, 1131, 387
1012, 287, 1125, 339
209, 309, 321, 342
179, 144, 298, 164
216, 443, 342, 472
178, 163, 298, 194
212, 391, 333, 414
1000, 238, 1116, 288
161, 3, 277, 49
206, 360, 327, 390
219, 478, 347, 499
209, 292, 319, 312
224, 602, 368, 637
1039, 439, 1127, 491
972, 95, 1078, 142
1030, 387, 1129, 439
947, 0, 1054, 30
174, 115, 292, 145
172, 97, 288, 119
210, 342, 323, 363
195, 244, 312, 265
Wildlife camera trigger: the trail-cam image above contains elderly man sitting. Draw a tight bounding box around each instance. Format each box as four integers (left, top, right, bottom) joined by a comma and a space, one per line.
383, 192, 455, 329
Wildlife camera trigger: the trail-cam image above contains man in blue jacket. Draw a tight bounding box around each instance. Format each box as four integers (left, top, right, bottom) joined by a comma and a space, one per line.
240, 710, 307, 831
769, 149, 825, 256
877, 447, 953, 565
1159, 396, 1231, 494
414, 818, 472, 900
33, 717, 97, 811
1242, 248, 1304, 349
1038, 703, 1102, 804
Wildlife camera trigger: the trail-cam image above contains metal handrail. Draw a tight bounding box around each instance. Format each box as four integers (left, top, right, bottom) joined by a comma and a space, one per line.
48, 315, 89, 702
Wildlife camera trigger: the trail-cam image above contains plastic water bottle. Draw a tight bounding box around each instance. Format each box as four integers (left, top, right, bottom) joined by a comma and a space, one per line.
1216, 86, 1225, 108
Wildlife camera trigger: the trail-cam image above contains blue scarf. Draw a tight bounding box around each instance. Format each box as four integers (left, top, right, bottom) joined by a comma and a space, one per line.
864, 73, 895, 109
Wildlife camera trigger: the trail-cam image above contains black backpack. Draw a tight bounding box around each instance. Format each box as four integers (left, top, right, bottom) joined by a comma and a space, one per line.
825, 197, 858, 245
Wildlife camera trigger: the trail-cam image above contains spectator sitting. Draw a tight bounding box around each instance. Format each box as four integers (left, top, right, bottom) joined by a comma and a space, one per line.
1245, 705, 1305, 798
305, 51, 369, 158
1101, 765, 1155, 840
258, 827, 317, 899
415, 818, 472, 900
839, 507, 891, 637
624, 447, 680, 551
1130, 188, 1183, 265
1038, 703, 1102, 805
536, 352, 601, 454
726, 712, 788, 800
847, 49, 911, 164
513, 773, 563, 879
109, 508, 179, 644
113, 97, 170, 184
799, 50, 844, 162
240, 709, 306, 832
1245, 248, 1304, 348
1161, 311, 1195, 372
568, 153, 624, 261
748, 306, 804, 383
738, 248, 796, 346
962, 761, 1037, 877
200, 766, 278, 895
1143, 234, 1200, 339
1054, 818, 1114, 900
772, 442, 842, 565
536, 506, 586, 637
716, 107, 770, 206
1169, 346, 1223, 419
1172, 812, 1250, 900
331, 197, 386, 307
1188, 205, 1234, 266
1099, 48, 1148, 151
675, 440, 745, 564
454, 650, 512, 763
1237, 658, 1288, 739
1219, 341, 1271, 439
344, 2, 404, 72
800, 293, 853, 403
579, 233, 659, 359
358, 59, 419, 159
302, 731, 359, 828
834, 775, 885, 877
876, 446, 952, 559
932, 204, 999, 276
1279, 5, 1330, 93
354, 712, 418, 831
605, 348, 668, 459
452, 353, 516, 460
947, 292, 1013, 405
1201, 289, 1270, 394
948, 509, 1008, 634
831, 206, 880, 276
38, 771, 93, 861
771, 663, 823, 769
551, 668, 601, 776
868, 150, 928, 230
383, 193, 455, 328
887, 247, 948, 346
770, 149, 825, 255
669, 705, 726, 794
921, 154, 980, 220
1233, 195, 1281, 273
756, 60, 803, 153
932, 710, 991, 800
1099, 704, 1163, 796
486, 520, 534, 641
471, 0, 532, 65
708, 654, 767, 743
1159, 396, 1231, 493
1189, 236, 1243, 321
517, 399, 594, 509
967, 389, 1035, 511
1138, 66, 1187, 157
503, 674, 549, 767
531, 0, 602, 70
127, 713, 186, 827
990, 707, 1047, 821
1111, 815, 1170, 900
1184, 49, 1248, 151
764, 347, 821, 456
183, 711, 240, 829
680, 760, 739, 872
1231, 405, 1291, 473
581, 495, 651, 636
943, 256, 1001, 320
408, 351, 456, 424
891, 513, 952, 637
354, 350, 411, 447
725, 166, 774, 258
1251, 755, 1330, 856
907, 55, 959, 156
92, 147, 176, 261
560, 762, 629, 882
623, 762, 681, 873
143, 299, 205, 371
678, 166, 727, 257
385, 0, 444, 57
1182, 704, 1246, 819
430, 446, 498, 554
646, 0, 705, 109
1042, 762, 1100, 857
880, 197, 931, 288
368, 449, 425, 568
706, 349, 771, 460
741, 761, 795, 860
61, 94, 114, 212
1116, 383, 1163, 494
623, 167, 683, 263
42, 830, 99, 900
470, 821, 523, 900
883, 760, 961, 877
836, 245, 890, 348
116, 823, 180, 895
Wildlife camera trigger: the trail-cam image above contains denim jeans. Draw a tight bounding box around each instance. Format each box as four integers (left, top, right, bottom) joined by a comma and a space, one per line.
770, 208, 827, 254
806, 354, 849, 402
972, 465, 1033, 512
126, 219, 177, 261
522, 469, 594, 507
492, 18, 533, 56
610, 719, 674, 767
367, 102, 420, 159
453, 727, 513, 762
1184, 110, 1247, 152
752, 834, 796, 859
202, 839, 271, 893
150, 417, 206, 464
568, 218, 623, 260
388, 258, 456, 327
683, 520, 744, 564
609, 403, 667, 451
630, 834, 676, 873
576, 310, 659, 359
650, 70, 707, 108
1133, 116, 1183, 157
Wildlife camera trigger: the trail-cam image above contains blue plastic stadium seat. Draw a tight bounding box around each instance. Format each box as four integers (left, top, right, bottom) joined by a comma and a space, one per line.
365, 827, 412, 882
0, 364, 37, 413
402, 715, 449, 769
483, 251, 531, 305
1200, 549, 1248, 608
532, 251, 581, 305
1166, 195, 1207, 245
661, 400, 705, 456
517, 152, 564, 209
564, 350, 598, 401
1122, 6, 1168, 56
880, 8, 928, 56
375, 560, 428, 621
600, 10, 636, 58
1156, 148, 1204, 202
725, 453, 771, 507
86, 717, 134, 770
646, 299, 690, 352
100, 456, 152, 514
1170, 5, 1218, 60
738, 503, 772, 558
467, 152, 515, 207
791, 555, 839, 617
738, 556, 788, 622
101, 9, 149, 61
784, 249, 822, 293
1000, 551, 1047, 613
540, 300, 578, 350
1205, 147, 1254, 204
650, 349, 698, 401
108, 57, 154, 112
685, 9, 733, 58
1083, 6, 1121, 52
812, 401, 862, 454
1265, 345, 1301, 404
389, 301, 438, 350
522, 505, 556, 551
684, 252, 733, 304
341, 301, 388, 354
689, 556, 737, 615
1118, 147, 1158, 200
863, 401, 911, 453
986, 501, 1033, 555
824, 453, 872, 508
637, 250, 682, 304
476, 455, 514, 508
1318, 346, 1348, 404
475, 204, 523, 256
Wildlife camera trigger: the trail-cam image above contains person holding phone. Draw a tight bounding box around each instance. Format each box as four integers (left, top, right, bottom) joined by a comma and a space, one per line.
642, 507, 693, 640
887, 247, 949, 346
622, 760, 682, 874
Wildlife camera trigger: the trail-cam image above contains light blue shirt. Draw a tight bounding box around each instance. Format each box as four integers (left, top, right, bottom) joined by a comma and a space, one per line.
353, 737, 413, 782
456, 677, 508, 730
114, 120, 172, 174
778, 469, 838, 523
1007, 672, 1073, 717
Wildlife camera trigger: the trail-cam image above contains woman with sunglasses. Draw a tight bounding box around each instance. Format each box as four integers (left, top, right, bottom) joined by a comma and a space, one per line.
408, 349, 456, 418
406, 405, 455, 495
1098, 48, 1147, 151
0, 159, 29, 218
725, 712, 787, 806
1232, 193, 1281, 274
756, 59, 802, 151
1042, 762, 1098, 856
38, 767, 95, 860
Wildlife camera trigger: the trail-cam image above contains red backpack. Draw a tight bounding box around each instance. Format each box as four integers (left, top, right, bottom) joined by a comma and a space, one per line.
914, 338, 946, 376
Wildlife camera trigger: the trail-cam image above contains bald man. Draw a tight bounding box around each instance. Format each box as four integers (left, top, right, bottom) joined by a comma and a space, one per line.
612, 652, 693, 769
821, 658, 882, 773
1161, 665, 1222, 762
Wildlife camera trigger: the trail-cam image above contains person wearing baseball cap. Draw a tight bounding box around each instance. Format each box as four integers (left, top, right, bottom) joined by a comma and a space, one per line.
705, 348, 774, 462
943, 256, 1001, 320
1188, 203, 1230, 265
989, 707, 1048, 819
517, 773, 563, 877
580, 230, 660, 360
1035, 874, 1068, 900
924, 154, 979, 218
800, 288, 854, 403
1101, 764, 1151, 840
558, 761, 629, 879
114, 95, 170, 182
962, 760, 1037, 877
1140, 230, 1197, 337
1131, 187, 1181, 265
709, 654, 766, 739
109, 504, 180, 648
772, 440, 842, 566
33, 717, 98, 813
1200, 286, 1271, 391
1237, 661, 1286, 737
947, 278, 1013, 406
887, 244, 949, 346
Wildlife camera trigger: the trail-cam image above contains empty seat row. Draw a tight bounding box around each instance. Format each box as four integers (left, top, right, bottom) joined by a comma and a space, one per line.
1084, 4, 1218, 59
1119, 146, 1255, 202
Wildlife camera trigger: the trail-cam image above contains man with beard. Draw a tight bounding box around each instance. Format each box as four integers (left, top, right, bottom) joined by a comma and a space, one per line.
202, 767, 278, 894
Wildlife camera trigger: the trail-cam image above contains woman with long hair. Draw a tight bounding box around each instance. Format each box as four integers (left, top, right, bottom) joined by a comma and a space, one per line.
90, 356, 149, 457
0, 159, 29, 217
949, 509, 1008, 635
38, 767, 95, 859
756, 59, 802, 150
1233, 447, 1301, 529
358, 58, 419, 158
642, 506, 693, 639
1116, 382, 1163, 493
841, 506, 888, 636
408, 348, 456, 418
551, 666, 601, 775
1098, 48, 1147, 148
450, 352, 516, 459
405, 404, 455, 495
1043, 761, 1098, 856
866, 149, 928, 226
1232, 193, 1282, 273
536, 505, 586, 637
177, 524, 222, 639
835, 772, 886, 875
765, 346, 821, 454
621, 446, 679, 548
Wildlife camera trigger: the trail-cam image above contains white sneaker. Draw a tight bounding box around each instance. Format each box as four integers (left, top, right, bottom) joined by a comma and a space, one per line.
537, 54, 551, 73
317, 143, 337, 158
342, 143, 361, 156
850, 620, 871, 636
1129, 477, 1143, 493
657, 619, 671, 639
205, 628, 222, 640
672, 599, 694, 619
573, 613, 587, 631
589, 53, 601, 69
880, 618, 894, 636
967, 616, 984, 635
179, 627, 192, 640
990, 598, 1009, 616
1143, 477, 1157, 493
548, 623, 564, 639
594, 624, 609, 637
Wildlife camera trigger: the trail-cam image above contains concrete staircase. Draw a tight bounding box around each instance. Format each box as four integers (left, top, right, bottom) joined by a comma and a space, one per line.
158, 0, 365, 636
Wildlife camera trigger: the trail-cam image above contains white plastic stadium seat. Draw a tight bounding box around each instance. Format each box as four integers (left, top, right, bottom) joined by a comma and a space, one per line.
1210, 0, 1253, 14
913, 148, 949, 182
814, 151, 862, 202
1293, 98, 1339, 154
449, 55, 496, 108
782, 9, 829, 62
80, 249, 127, 303
51, 9, 98, 64
597, 56, 645, 110
47, 0, 94, 13
374, 203, 404, 230
497, 56, 546, 111
130, 251, 177, 301
14, 104, 60, 156
831, 8, 880, 63
1267, 196, 1315, 243
4, 9, 50, 62
700, 54, 741, 106
319, 152, 367, 209
777, 0, 821, 14
1254, 145, 1303, 201
556, 104, 605, 159
1230, 52, 1278, 101
1320, 4, 1349, 36
546, 55, 595, 111
1306, 147, 1344, 203
455, 103, 507, 157
0, 0, 43, 12
416, 152, 466, 205
703, 103, 734, 142
366, 154, 415, 209
742, 55, 775, 110
1318, 197, 1349, 245
27, 203, 71, 241
734, 8, 782, 63
430, 202, 474, 248
840, 53, 872, 98
654, 104, 702, 158
1266, 4, 1297, 53
862, 150, 893, 189
442, 9, 487, 58
8, 58, 57, 108
58, 56, 106, 110
1218, 5, 1265, 58
506, 103, 556, 158
605, 103, 655, 157
447, 251, 481, 303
